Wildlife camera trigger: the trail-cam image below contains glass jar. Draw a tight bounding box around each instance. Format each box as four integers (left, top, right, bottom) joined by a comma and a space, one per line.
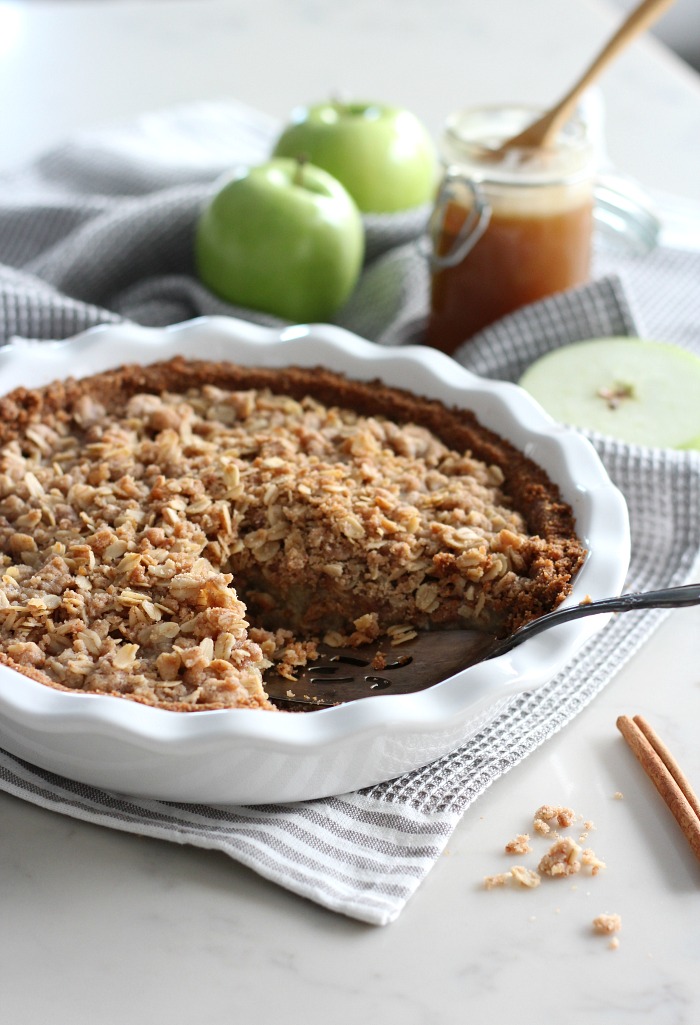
424, 105, 597, 354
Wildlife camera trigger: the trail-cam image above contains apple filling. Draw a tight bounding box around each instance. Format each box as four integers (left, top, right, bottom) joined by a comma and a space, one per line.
0, 359, 585, 711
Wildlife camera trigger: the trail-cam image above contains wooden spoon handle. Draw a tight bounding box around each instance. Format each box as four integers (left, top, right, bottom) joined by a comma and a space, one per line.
501, 0, 676, 151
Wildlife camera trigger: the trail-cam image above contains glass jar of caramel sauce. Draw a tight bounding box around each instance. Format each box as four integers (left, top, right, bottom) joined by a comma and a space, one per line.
424, 105, 596, 354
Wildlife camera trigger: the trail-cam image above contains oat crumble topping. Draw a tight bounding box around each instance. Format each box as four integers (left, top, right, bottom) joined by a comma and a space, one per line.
0, 359, 585, 711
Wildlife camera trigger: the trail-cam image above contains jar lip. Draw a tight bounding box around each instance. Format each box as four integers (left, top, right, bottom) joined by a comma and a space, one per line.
441, 104, 596, 184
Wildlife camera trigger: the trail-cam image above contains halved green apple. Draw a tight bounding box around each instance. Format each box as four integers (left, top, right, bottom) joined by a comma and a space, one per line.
519, 337, 700, 449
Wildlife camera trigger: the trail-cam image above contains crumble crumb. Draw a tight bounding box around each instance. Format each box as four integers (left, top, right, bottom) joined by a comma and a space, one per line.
579, 818, 596, 842
505, 833, 532, 855
484, 866, 541, 890
534, 804, 576, 829
484, 872, 511, 890
538, 837, 607, 878
510, 865, 541, 888
613, 792, 624, 800
581, 848, 606, 876
538, 837, 582, 878
370, 650, 387, 671
592, 913, 621, 935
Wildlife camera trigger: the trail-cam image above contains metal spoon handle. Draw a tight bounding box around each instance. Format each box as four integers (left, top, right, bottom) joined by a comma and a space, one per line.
492, 583, 700, 657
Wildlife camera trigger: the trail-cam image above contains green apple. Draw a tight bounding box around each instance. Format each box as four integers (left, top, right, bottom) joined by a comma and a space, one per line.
194, 157, 364, 322
271, 100, 437, 213
519, 337, 700, 449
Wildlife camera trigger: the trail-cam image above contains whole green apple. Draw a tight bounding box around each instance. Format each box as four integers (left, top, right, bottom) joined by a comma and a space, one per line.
271, 101, 437, 213
194, 158, 364, 323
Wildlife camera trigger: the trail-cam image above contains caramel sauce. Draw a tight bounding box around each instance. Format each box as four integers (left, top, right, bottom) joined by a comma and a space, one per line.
425, 196, 594, 354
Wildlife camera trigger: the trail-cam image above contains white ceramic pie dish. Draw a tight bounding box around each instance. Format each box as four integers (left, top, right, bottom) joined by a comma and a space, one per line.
0, 316, 630, 804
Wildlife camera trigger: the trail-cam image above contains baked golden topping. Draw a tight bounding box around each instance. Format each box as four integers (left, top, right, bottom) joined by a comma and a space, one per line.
0, 358, 585, 711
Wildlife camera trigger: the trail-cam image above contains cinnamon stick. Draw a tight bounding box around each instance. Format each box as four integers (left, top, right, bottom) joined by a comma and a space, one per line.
616, 714, 700, 862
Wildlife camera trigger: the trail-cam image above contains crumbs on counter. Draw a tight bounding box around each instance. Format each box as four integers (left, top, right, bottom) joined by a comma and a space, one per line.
484, 806, 606, 888
483, 803, 617, 948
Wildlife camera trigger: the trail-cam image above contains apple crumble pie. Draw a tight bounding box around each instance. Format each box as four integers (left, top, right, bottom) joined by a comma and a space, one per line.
0, 358, 585, 711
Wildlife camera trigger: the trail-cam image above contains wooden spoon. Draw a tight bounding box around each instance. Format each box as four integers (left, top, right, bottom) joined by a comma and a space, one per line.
498, 0, 676, 153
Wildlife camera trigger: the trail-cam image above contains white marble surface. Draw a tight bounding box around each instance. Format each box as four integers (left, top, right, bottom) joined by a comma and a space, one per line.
1, 1, 700, 1022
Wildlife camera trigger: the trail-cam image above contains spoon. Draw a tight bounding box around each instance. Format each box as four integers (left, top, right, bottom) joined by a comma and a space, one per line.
263, 582, 700, 708
498, 0, 676, 153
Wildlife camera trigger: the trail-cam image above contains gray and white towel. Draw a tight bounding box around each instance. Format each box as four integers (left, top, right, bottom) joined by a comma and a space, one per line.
1, 101, 699, 926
